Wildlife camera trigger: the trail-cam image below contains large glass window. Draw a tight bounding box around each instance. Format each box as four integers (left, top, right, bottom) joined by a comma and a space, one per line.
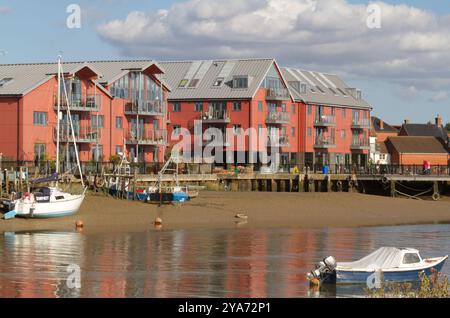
147, 75, 162, 100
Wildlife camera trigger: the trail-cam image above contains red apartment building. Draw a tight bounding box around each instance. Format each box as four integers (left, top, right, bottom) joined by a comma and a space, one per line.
0, 58, 371, 169
0, 61, 170, 165
159, 59, 371, 168
281, 67, 371, 168
158, 58, 296, 166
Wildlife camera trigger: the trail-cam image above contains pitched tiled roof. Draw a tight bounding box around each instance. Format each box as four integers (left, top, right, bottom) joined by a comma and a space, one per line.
400, 123, 448, 141
386, 136, 449, 154
280, 67, 371, 109
158, 58, 289, 100
0, 60, 167, 96
371, 116, 398, 133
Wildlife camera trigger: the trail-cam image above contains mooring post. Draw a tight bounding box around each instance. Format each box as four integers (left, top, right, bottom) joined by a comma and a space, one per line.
298, 175, 304, 193
133, 170, 137, 200
327, 176, 332, 193
251, 179, 258, 191
390, 180, 396, 197
308, 178, 315, 193
5, 170, 9, 195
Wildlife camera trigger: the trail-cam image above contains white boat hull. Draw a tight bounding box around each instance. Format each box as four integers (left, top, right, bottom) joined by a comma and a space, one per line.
14, 194, 85, 218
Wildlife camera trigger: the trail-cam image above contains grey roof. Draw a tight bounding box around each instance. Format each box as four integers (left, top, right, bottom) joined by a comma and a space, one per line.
158, 58, 286, 100
400, 123, 448, 141
0, 60, 167, 96
371, 116, 399, 133
281, 67, 371, 109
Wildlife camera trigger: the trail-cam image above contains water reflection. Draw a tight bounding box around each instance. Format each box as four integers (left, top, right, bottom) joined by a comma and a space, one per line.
0, 224, 449, 298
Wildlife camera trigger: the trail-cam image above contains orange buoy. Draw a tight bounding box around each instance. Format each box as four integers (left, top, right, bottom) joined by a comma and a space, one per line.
75, 220, 84, 229
154, 217, 163, 226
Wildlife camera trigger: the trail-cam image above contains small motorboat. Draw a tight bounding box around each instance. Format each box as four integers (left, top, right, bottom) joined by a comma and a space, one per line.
141, 154, 199, 204
307, 247, 448, 285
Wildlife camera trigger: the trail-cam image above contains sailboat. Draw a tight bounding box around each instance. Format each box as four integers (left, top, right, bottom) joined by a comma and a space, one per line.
6, 56, 87, 219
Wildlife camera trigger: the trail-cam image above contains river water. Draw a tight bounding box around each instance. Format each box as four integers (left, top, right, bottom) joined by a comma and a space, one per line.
0, 224, 449, 298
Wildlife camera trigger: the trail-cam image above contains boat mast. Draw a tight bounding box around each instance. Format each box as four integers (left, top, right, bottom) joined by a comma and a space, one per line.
59, 61, 85, 188
56, 56, 62, 182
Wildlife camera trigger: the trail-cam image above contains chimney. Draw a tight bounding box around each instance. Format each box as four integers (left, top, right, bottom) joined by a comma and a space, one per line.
435, 114, 442, 127
404, 119, 410, 125
379, 119, 384, 130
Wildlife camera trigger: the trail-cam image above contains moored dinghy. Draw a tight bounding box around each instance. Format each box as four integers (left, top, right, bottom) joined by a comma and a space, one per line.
307, 247, 448, 285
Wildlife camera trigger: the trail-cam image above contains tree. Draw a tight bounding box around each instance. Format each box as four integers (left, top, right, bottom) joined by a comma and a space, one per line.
446, 123, 450, 132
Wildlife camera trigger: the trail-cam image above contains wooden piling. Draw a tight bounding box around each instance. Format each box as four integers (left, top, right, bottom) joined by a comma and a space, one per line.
298, 175, 304, 193
390, 180, 396, 197
133, 170, 137, 200
5, 170, 9, 195
327, 177, 332, 193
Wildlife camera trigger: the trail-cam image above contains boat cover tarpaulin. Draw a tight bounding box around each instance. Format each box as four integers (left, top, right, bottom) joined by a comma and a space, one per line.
337, 247, 404, 270
32, 173, 58, 185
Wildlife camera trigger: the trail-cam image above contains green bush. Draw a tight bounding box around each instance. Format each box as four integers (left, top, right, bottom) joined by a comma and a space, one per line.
365, 271, 449, 298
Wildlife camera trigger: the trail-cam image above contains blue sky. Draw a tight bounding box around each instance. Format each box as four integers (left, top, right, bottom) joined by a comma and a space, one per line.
0, 0, 449, 125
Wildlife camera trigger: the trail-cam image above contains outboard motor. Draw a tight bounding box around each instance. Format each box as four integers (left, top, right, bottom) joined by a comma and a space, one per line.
307, 256, 337, 284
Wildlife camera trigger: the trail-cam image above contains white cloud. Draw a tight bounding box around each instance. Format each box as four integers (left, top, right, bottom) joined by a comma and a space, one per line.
97, 0, 450, 92
429, 91, 449, 103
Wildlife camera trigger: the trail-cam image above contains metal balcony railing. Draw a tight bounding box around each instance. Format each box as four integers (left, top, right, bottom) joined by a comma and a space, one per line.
266, 88, 290, 101
267, 134, 290, 147
314, 136, 336, 148
351, 139, 370, 150
201, 110, 231, 123
53, 125, 101, 143
266, 112, 290, 124
314, 114, 336, 127
54, 94, 101, 112
125, 129, 167, 145
203, 134, 231, 147
351, 118, 371, 129
124, 99, 166, 116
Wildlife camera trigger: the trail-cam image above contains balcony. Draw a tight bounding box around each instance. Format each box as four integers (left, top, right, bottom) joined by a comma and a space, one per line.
124, 99, 166, 116
314, 115, 336, 127
53, 125, 101, 143
314, 137, 336, 149
201, 110, 231, 124
351, 139, 370, 150
351, 118, 371, 129
266, 88, 290, 101
54, 94, 101, 112
267, 134, 290, 147
203, 134, 231, 147
125, 129, 167, 146
266, 112, 290, 124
